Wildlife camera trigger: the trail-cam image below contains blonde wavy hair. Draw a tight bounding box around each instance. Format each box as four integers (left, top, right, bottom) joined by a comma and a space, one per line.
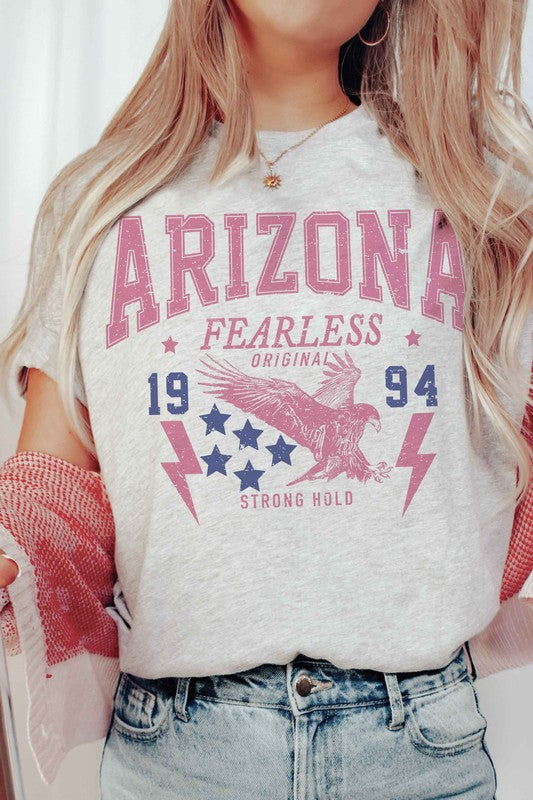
1, 0, 532, 503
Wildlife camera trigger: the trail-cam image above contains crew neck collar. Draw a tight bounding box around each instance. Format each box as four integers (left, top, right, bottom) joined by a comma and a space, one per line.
211, 101, 369, 145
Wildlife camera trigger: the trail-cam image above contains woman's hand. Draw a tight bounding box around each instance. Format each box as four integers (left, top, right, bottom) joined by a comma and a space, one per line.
0, 550, 20, 588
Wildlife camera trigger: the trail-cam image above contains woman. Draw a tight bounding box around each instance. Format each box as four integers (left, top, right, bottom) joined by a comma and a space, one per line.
0, 0, 531, 797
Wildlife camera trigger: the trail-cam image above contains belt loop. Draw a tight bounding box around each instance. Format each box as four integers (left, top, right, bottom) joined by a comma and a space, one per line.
174, 677, 192, 721
383, 672, 405, 730
463, 640, 477, 680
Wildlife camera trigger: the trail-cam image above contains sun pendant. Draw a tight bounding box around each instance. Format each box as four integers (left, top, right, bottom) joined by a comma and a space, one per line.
262, 161, 281, 189
263, 171, 281, 189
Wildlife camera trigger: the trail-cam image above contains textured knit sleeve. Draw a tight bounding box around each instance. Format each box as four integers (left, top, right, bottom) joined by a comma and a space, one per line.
467, 595, 533, 679
0, 450, 119, 784
499, 359, 533, 602
10, 186, 88, 407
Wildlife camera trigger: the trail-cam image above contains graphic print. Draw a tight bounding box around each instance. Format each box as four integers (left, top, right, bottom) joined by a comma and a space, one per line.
104, 206, 466, 520
395, 412, 436, 516
197, 351, 393, 486
161, 420, 202, 523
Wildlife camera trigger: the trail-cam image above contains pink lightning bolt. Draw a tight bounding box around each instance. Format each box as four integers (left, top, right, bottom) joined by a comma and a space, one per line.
396, 412, 436, 516
161, 421, 202, 524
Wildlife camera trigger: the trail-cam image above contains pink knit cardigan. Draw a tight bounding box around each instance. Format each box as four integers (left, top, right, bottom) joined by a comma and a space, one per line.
0, 423, 531, 784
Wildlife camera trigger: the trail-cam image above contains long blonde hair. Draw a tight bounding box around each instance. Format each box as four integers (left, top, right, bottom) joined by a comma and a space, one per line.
1, 0, 532, 503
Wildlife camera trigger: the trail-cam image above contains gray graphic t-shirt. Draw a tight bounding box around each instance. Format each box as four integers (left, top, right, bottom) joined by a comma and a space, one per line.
12, 102, 532, 677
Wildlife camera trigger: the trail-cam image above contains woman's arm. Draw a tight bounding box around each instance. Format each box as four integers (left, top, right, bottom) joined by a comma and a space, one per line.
16, 367, 99, 471
0, 367, 100, 589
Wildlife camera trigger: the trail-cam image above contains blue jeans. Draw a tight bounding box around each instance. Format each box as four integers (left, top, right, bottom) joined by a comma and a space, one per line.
99, 642, 497, 799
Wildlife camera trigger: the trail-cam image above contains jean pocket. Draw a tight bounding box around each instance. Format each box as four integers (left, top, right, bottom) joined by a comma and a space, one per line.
112, 671, 174, 742
405, 674, 488, 757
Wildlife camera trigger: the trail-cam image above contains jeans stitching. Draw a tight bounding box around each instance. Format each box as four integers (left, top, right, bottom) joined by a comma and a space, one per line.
404, 702, 487, 757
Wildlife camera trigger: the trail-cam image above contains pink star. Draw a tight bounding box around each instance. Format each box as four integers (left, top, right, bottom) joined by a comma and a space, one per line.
405, 329, 421, 346
162, 336, 179, 353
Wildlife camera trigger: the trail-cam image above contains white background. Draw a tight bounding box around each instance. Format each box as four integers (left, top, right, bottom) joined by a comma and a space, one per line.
0, 1, 532, 798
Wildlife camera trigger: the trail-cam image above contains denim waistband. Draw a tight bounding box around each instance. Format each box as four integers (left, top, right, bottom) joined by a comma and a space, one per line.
192, 644, 469, 709
134, 643, 474, 728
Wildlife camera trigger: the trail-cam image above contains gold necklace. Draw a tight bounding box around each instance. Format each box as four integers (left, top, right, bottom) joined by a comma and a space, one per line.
256, 98, 352, 189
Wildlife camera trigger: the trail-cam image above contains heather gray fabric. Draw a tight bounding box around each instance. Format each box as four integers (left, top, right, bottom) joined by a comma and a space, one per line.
12, 101, 532, 678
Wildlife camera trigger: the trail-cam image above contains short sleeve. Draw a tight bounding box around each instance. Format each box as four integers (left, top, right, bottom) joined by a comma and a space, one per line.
10, 188, 88, 408
12, 311, 88, 409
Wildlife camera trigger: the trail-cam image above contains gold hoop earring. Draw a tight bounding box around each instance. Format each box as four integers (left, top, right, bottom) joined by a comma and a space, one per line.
357, 7, 390, 46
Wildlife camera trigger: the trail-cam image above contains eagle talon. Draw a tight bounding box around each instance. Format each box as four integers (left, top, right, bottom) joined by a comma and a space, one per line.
363, 461, 393, 483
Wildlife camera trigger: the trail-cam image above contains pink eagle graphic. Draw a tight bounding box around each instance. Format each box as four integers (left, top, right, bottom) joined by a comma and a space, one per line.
196, 351, 392, 486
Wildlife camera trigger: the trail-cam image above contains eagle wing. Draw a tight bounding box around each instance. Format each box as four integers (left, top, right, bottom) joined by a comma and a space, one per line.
196, 355, 331, 451
312, 350, 362, 409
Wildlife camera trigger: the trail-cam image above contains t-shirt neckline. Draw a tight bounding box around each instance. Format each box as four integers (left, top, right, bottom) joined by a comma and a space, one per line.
211, 101, 368, 146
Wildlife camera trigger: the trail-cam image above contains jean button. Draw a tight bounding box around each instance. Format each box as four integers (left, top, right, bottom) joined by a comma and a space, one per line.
295, 675, 313, 696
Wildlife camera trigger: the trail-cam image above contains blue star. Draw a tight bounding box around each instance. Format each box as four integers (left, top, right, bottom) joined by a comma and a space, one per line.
233, 419, 263, 450
234, 460, 265, 492
199, 404, 231, 435
201, 445, 232, 476
266, 435, 296, 466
